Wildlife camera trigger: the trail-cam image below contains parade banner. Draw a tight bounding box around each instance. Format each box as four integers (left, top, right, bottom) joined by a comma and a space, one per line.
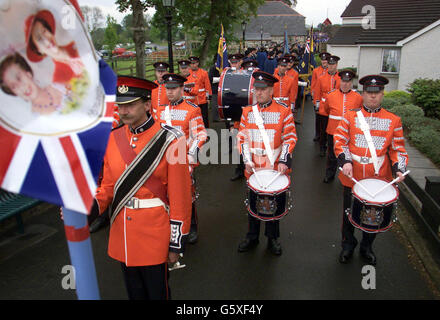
216, 24, 229, 73
0, 0, 116, 214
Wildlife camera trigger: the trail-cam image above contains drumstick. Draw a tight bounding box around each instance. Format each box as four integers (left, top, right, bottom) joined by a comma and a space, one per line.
371, 170, 410, 198
252, 168, 264, 189
338, 167, 375, 198
264, 171, 282, 190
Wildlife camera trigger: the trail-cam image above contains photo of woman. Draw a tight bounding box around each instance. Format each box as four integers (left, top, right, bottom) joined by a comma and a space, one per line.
24, 9, 86, 85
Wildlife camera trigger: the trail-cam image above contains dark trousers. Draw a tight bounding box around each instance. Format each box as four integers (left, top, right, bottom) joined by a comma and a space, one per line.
210, 94, 219, 122
342, 187, 376, 250
190, 203, 198, 232
326, 134, 337, 178
121, 263, 170, 300
199, 103, 209, 128
246, 215, 280, 240
319, 115, 329, 151
314, 110, 320, 139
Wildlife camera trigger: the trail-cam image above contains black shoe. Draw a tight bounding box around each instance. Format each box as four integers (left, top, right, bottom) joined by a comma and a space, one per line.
339, 249, 354, 264
230, 169, 244, 181
313, 136, 319, 142
323, 175, 335, 183
89, 215, 109, 233
187, 230, 198, 244
360, 247, 377, 265
238, 238, 259, 252
267, 238, 282, 256
319, 149, 326, 157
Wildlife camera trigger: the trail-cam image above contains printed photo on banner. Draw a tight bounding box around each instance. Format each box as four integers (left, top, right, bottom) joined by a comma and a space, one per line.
0, 0, 104, 136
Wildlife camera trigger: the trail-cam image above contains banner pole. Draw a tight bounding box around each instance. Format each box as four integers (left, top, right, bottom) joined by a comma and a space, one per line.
63, 208, 100, 300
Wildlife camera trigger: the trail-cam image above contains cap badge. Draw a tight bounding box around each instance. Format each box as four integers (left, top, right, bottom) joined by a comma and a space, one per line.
371, 79, 377, 84
168, 76, 173, 81
118, 85, 129, 94
258, 75, 263, 80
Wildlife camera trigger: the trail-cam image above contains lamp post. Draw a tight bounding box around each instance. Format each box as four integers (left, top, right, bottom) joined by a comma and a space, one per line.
163, 0, 175, 73
260, 25, 263, 47
241, 21, 246, 53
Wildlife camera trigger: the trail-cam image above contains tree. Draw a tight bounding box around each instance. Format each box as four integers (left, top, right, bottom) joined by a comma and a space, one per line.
116, 0, 150, 78
104, 16, 119, 57
81, 5, 105, 33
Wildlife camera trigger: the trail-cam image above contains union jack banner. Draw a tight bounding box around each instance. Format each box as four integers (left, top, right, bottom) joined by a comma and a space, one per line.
216, 24, 229, 73
0, 0, 116, 214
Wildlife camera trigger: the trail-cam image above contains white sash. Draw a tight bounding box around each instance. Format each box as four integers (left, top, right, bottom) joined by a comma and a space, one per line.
252, 104, 275, 166
356, 110, 380, 175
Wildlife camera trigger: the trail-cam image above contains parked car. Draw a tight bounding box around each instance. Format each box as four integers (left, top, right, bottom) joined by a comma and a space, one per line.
115, 51, 136, 59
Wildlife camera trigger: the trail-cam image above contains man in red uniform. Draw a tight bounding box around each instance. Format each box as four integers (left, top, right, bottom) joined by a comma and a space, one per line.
178, 60, 199, 105
311, 52, 330, 141
334, 75, 408, 265
151, 61, 170, 118
237, 71, 297, 256
315, 55, 341, 157
88, 76, 192, 299
273, 56, 297, 112
321, 70, 362, 183
189, 56, 212, 128
155, 73, 208, 244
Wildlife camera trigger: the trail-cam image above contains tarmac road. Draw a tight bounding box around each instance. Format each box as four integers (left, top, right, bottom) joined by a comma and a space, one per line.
0, 99, 437, 300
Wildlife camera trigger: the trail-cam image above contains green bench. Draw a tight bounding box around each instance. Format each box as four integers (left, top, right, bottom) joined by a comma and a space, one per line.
0, 189, 41, 233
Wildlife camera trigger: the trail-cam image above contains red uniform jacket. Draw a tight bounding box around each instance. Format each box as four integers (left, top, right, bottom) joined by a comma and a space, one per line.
334, 107, 409, 188
154, 98, 208, 157
273, 72, 297, 110
95, 117, 192, 266
311, 65, 328, 100
182, 73, 200, 105
237, 100, 297, 179
190, 68, 212, 105
322, 89, 363, 135
151, 80, 170, 118
316, 72, 341, 116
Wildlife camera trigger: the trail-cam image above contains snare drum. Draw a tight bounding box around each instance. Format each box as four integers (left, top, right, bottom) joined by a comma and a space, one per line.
218, 68, 256, 121
348, 178, 398, 233
245, 169, 292, 221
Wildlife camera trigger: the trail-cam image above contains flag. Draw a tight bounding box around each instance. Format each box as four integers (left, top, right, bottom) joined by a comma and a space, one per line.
216, 24, 229, 73
0, 0, 116, 214
298, 26, 317, 75
283, 27, 290, 55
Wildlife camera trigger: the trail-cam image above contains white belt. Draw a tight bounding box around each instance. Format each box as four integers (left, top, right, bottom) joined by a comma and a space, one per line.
125, 197, 169, 212
351, 154, 385, 165
198, 89, 206, 92
329, 115, 343, 120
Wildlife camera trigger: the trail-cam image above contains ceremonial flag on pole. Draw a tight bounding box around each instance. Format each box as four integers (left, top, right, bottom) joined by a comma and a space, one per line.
0, 0, 116, 215
283, 26, 290, 55
216, 24, 229, 73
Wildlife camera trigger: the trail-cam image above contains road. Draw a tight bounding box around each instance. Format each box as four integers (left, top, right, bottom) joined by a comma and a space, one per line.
0, 99, 436, 300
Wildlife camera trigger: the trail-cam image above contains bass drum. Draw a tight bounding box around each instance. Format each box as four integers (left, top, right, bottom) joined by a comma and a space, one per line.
217, 68, 256, 121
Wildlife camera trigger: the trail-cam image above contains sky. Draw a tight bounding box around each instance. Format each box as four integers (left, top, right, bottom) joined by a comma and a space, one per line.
77, 0, 352, 26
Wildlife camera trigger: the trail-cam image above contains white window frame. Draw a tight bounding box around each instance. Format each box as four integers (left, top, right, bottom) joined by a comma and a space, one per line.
381, 48, 401, 74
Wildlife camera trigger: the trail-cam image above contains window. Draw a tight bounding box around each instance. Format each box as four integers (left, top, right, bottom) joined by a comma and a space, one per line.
381, 49, 400, 74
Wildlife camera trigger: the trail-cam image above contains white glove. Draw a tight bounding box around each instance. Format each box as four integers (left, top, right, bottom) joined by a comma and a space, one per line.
315, 101, 320, 112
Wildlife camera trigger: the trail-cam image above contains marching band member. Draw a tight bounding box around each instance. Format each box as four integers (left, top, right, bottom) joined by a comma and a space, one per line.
155, 73, 208, 245
237, 71, 297, 256
311, 52, 331, 141
321, 70, 362, 183
178, 60, 199, 105
315, 55, 341, 157
151, 61, 170, 118
189, 56, 212, 128
334, 75, 409, 265
88, 76, 192, 299
273, 56, 297, 112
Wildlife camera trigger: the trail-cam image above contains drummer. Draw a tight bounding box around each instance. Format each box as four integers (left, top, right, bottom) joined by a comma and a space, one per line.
334, 75, 409, 265
236, 71, 297, 256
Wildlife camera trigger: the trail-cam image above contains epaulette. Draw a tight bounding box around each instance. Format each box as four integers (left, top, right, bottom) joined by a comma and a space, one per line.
160, 123, 184, 139
111, 123, 125, 131
349, 107, 362, 112
329, 89, 337, 94
186, 101, 198, 108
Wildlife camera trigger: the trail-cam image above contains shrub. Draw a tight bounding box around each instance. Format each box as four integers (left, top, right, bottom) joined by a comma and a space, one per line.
407, 78, 440, 119
408, 126, 440, 166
